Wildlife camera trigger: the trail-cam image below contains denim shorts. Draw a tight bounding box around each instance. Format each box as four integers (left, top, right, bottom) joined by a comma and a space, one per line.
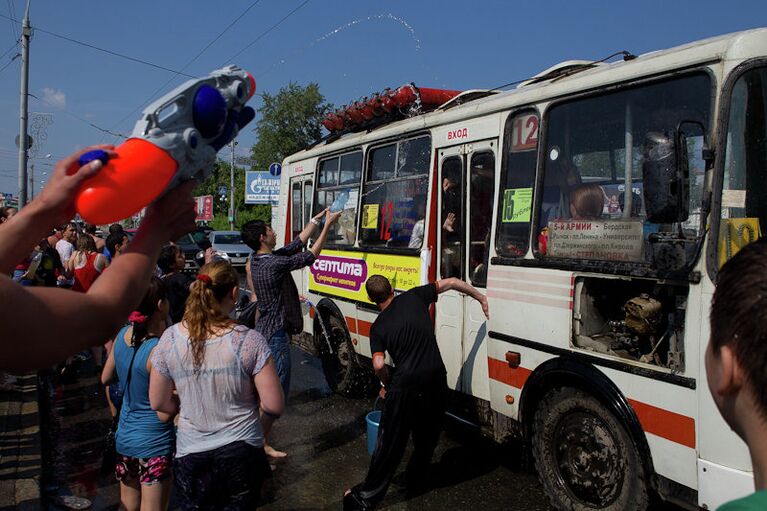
268, 329, 291, 401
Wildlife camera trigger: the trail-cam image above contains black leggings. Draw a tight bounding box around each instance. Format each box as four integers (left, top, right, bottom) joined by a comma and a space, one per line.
346, 385, 447, 509
174, 441, 269, 511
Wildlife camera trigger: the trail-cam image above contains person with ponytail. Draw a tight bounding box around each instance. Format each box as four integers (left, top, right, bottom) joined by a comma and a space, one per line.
102, 276, 175, 511
149, 260, 283, 509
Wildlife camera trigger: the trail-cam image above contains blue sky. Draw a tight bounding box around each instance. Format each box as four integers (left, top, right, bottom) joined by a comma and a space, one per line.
1, 0, 765, 194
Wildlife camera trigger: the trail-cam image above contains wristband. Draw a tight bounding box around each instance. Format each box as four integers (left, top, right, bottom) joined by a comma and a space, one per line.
310, 218, 321, 226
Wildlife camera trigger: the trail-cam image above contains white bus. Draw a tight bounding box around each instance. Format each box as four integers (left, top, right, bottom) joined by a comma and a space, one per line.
273, 28, 767, 510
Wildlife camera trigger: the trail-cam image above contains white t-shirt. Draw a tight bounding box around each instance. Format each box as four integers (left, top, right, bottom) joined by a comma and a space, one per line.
55, 239, 74, 265
151, 324, 272, 457
408, 219, 425, 249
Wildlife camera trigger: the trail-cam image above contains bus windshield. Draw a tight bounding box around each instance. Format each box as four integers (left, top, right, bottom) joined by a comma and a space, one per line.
536, 73, 711, 271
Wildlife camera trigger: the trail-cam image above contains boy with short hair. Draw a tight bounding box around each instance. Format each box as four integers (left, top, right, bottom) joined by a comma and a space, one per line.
707, 241, 767, 509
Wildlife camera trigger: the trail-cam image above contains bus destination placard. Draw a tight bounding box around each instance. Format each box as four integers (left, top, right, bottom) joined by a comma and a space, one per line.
548, 220, 644, 262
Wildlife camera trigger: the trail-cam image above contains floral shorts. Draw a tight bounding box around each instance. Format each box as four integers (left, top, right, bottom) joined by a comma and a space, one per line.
115, 454, 172, 485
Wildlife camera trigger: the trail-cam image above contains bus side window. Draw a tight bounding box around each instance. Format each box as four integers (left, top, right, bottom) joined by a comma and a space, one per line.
469, 151, 495, 286
314, 152, 362, 246
360, 136, 431, 248
291, 180, 302, 239
718, 67, 767, 268
497, 110, 539, 257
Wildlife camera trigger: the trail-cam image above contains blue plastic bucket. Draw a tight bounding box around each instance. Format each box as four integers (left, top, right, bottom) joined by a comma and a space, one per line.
366, 410, 382, 456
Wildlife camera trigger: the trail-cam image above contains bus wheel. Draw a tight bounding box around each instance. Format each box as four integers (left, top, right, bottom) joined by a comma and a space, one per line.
318, 313, 371, 398
531, 387, 649, 511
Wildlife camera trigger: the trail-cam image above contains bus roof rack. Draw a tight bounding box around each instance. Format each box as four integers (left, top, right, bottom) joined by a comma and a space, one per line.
437, 89, 501, 111
516, 60, 604, 88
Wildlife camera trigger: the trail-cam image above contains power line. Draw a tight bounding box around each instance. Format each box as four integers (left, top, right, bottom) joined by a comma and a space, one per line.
104, 0, 265, 143
0, 39, 18, 59
26, 93, 130, 139
5, 0, 19, 43
0, 51, 19, 74
0, 12, 196, 77
222, 0, 312, 65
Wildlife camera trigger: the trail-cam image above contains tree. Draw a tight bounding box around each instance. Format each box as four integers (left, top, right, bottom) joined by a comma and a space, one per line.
250, 82, 333, 168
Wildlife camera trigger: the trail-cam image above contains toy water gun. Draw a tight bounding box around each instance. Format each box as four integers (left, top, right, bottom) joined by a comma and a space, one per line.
74, 65, 256, 225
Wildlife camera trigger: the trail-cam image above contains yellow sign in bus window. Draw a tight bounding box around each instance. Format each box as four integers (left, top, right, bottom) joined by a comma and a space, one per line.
502, 188, 533, 223
362, 204, 379, 229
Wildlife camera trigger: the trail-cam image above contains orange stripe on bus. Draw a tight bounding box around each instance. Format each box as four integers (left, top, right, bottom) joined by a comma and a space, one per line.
487, 357, 696, 449
345, 317, 357, 334
487, 357, 532, 389
628, 398, 696, 449
357, 319, 372, 337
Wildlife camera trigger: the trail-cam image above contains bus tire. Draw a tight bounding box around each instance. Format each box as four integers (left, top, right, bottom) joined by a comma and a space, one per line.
531, 387, 649, 511
317, 313, 372, 398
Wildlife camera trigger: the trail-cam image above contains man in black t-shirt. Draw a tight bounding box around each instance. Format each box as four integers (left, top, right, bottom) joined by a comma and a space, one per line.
344, 275, 489, 510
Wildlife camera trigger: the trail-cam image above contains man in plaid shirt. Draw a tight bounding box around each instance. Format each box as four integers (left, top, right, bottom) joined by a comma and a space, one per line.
241, 207, 340, 457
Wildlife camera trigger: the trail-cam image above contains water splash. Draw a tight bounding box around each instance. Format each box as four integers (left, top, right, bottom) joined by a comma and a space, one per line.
313, 14, 421, 50
256, 13, 421, 79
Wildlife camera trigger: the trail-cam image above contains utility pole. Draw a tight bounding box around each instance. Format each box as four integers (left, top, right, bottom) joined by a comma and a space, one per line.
17, 2, 31, 208
229, 140, 236, 230
28, 163, 34, 200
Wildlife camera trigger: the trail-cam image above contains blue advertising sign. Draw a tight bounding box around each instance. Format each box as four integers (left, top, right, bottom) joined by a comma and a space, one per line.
245, 171, 280, 205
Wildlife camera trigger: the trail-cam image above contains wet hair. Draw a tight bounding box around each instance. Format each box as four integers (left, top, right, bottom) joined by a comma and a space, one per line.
710, 240, 767, 417
84, 223, 97, 235
61, 221, 77, 232
158, 244, 181, 273
106, 232, 127, 256
569, 184, 604, 220
131, 276, 167, 346
108, 223, 125, 235
366, 275, 393, 305
183, 260, 239, 373
241, 220, 268, 251
76, 234, 96, 253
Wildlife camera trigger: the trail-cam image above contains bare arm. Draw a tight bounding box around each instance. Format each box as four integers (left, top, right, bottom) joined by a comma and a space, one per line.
101, 340, 117, 385
146, 352, 175, 423
297, 208, 328, 245
436, 278, 490, 320
372, 353, 390, 386
149, 367, 179, 417
0, 181, 197, 372
308, 210, 342, 259
254, 357, 284, 438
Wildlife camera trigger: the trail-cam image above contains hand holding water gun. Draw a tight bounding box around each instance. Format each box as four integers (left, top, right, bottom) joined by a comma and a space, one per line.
74, 65, 256, 225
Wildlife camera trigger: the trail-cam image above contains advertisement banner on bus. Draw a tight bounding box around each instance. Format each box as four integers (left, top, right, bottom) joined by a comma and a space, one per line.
308, 249, 421, 303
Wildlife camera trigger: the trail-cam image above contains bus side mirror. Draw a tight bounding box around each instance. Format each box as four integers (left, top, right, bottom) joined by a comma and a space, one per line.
642, 129, 689, 224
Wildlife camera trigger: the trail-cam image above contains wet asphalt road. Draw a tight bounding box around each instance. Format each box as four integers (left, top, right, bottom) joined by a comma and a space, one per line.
42, 346, 554, 510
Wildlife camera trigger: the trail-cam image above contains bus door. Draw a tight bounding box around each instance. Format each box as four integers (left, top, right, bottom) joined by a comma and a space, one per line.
289, 175, 313, 299
436, 140, 497, 400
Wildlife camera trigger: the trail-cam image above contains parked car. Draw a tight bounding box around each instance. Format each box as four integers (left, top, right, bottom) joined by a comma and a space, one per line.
175, 233, 203, 273
208, 231, 252, 268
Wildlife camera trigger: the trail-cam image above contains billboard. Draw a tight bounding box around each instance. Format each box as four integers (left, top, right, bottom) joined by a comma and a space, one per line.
194, 195, 213, 221
245, 171, 280, 205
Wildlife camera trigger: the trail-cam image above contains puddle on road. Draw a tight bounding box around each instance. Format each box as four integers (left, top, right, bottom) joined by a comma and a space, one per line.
40, 365, 119, 510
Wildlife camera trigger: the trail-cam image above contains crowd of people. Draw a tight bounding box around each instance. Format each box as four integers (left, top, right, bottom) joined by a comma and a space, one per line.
2, 145, 766, 511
